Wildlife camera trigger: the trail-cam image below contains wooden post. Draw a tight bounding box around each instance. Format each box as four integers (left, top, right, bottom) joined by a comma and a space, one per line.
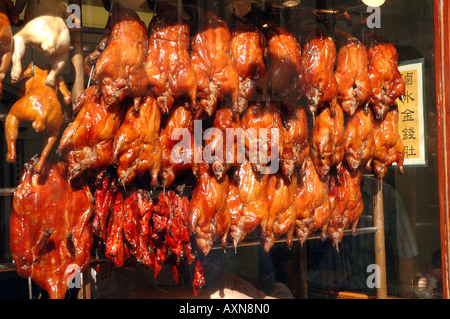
434, 0, 450, 300
373, 179, 387, 299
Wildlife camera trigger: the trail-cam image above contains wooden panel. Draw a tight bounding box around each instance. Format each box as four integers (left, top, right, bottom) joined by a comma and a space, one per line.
434, 0, 450, 300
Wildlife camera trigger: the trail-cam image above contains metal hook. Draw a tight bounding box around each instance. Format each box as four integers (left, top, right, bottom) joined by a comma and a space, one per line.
30, 47, 35, 77
87, 64, 94, 87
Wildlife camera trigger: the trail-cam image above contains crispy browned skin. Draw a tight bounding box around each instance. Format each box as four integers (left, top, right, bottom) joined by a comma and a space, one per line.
228, 160, 270, 248
146, 4, 197, 114
301, 29, 338, 115
371, 104, 405, 179
240, 101, 285, 175
334, 30, 372, 115
293, 156, 331, 244
327, 165, 364, 248
190, 8, 239, 117
310, 100, 345, 178
86, 3, 148, 108
188, 162, 230, 255
6, 64, 70, 174
0, 0, 18, 95
10, 158, 93, 299
57, 85, 124, 181
112, 93, 162, 187
366, 33, 405, 119
281, 105, 310, 179
207, 106, 242, 180
343, 106, 376, 171
261, 172, 297, 251
264, 24, 303, 106
159, 103, 198, 187
231, 22, 268, 113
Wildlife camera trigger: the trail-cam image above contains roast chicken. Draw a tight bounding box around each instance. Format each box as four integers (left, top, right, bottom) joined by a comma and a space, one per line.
6, 64, 71, 174
310, 100, 345, 178
159, 103, 198, 187
85, 2, 148, 109
263, 24, 303, 107
112, 93, 162, 187
227, 160, 270, 248
0, 0, 18, 95
57, 84, 125, 181
334, 30, 372, 115
230, 22, 268, 113
190, 8, 239, 117
11, 0, 70, 87
301, 28, 338, 116
327, 164, 364, 248
280, 105, 310, 179
343, 106, 376, 171
240, 101, 285, 175
293, 156, 331, 244
371, 104, 405, 179
10, 158, 93, 299
365, 33, 405, 119
146, 3, 197, 114
188, 162, 231, 256
206, 106, 242, 180
261, 172, 297, 251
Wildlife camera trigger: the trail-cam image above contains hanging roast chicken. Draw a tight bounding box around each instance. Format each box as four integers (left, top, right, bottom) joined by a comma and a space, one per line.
230, 22, 268, 113
327, 164, 364, 248
5, 64, 71, 174
334, 29, 372, 116
112, 93, 162, 188
190, 7, 239, 117
365, 33, 405, 119
84, 2, 149, 109
57, 84, 125, 181
263, 24, 303, 108
301, 28, 338, 116
146, 2, 198, 114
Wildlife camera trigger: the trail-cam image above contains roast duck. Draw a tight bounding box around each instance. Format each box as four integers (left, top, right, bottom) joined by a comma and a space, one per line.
6, 3, 407, 298
10, 157, 94, 299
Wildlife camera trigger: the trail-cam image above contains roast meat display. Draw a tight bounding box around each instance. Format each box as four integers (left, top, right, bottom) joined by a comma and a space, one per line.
3, 1, 407, 298
10, 158, 94, 299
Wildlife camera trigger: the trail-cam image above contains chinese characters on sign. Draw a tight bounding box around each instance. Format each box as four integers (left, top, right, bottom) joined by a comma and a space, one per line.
396, 59, 426, 166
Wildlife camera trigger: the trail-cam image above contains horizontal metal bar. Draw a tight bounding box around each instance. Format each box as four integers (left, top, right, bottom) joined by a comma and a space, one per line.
0, 188, 15, 196
0, 262, 14, 273
0, 226, 379, 272
213, 226, 379, 250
